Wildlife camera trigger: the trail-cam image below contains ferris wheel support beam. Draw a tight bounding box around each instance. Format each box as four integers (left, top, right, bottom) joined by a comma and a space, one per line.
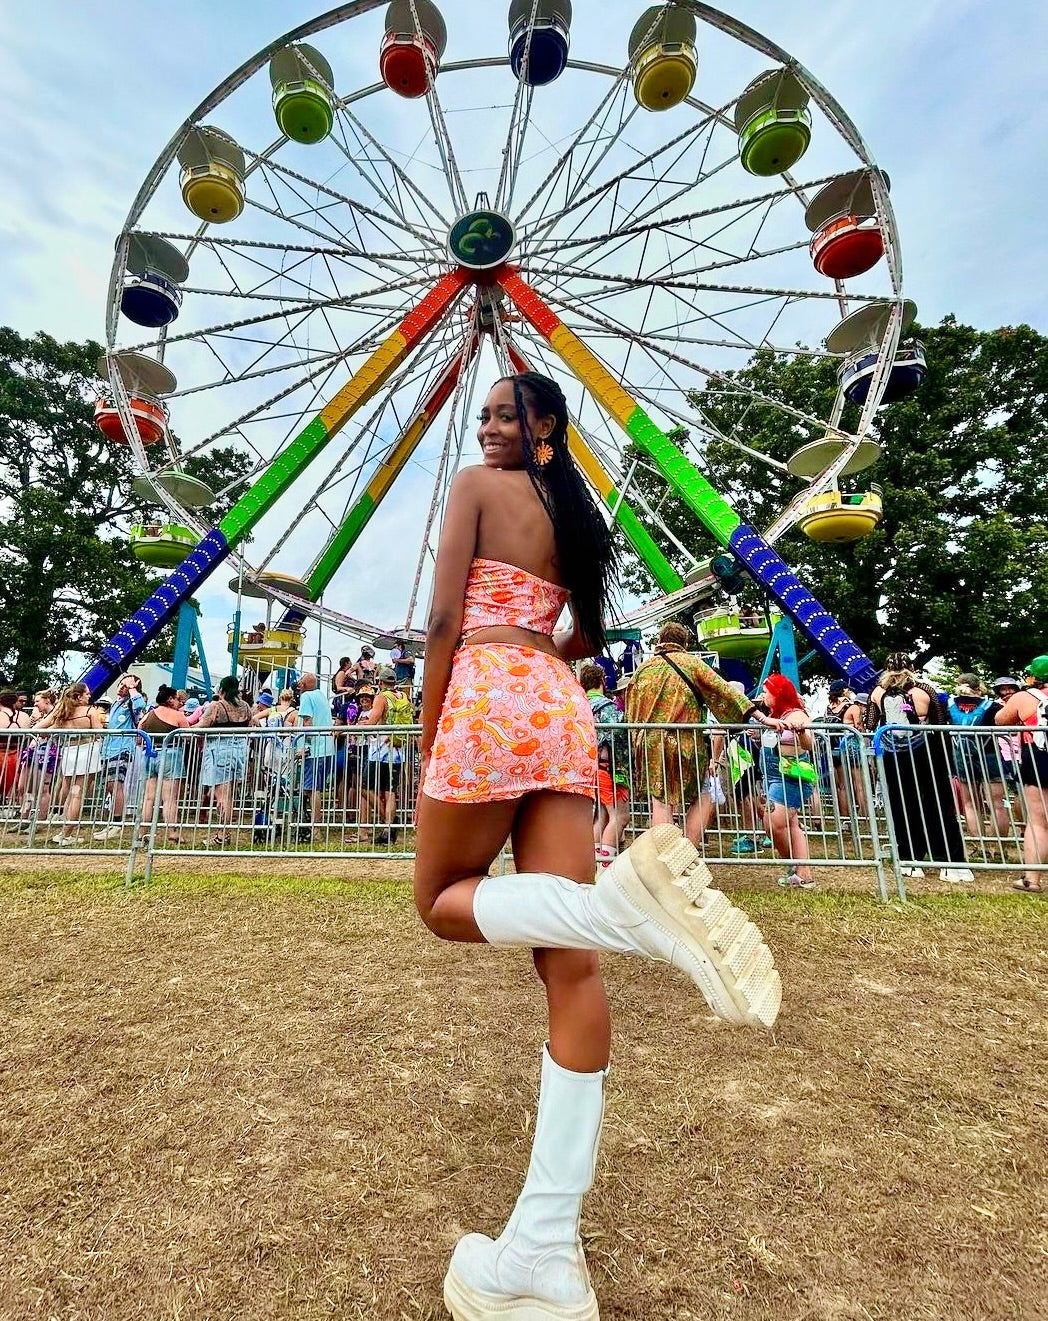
276, 332, 480, 631
79, 271, 469, 698
504, 341, 683, 597
497, 267, 878, 690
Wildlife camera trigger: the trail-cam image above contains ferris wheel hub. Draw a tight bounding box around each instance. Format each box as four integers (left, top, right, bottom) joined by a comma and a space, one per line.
447, 206, 515, 271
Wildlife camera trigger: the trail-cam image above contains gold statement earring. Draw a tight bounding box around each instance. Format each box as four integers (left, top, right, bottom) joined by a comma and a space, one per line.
533, 437, 553, 467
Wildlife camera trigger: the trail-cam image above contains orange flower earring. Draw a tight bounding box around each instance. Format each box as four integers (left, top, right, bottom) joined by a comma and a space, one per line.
534, 440, 554, 467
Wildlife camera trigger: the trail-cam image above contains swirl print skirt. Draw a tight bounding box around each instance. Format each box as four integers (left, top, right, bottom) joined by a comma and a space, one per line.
423, 644, 597, 803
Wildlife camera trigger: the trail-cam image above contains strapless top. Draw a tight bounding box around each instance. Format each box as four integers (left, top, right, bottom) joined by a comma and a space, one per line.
461, 558, 569, 639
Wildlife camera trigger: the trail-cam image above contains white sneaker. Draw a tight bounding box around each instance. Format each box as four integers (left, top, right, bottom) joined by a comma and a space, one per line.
900, 866, 925, 879
940, 868, 975, 883
92, 825, 123, 841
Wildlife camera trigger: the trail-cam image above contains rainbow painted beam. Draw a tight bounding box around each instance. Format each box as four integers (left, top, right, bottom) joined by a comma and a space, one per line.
79, 271, 468, 697
278, 336, 479, 630
506, 342, 682, 596
498, 267, 878, 689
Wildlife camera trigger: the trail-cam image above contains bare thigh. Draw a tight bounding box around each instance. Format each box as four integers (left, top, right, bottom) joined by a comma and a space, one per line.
413, 789, 597, 940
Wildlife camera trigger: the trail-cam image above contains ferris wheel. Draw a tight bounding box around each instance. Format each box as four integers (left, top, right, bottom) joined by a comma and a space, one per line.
83, 0, 920, 697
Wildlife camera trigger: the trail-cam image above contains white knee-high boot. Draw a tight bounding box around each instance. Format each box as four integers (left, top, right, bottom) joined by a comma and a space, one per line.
474, 824, 781, 1029
443, 1044, 605, 1321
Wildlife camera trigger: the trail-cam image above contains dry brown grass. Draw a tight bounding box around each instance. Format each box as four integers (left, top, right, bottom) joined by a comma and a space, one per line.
0, 862, 1045, 1321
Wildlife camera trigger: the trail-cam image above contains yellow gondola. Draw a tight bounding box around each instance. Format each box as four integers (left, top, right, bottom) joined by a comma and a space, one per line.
177, 127, 246, 223
227, 625, 305, 667
797, 486, 883, 544
627, 5, 697, 111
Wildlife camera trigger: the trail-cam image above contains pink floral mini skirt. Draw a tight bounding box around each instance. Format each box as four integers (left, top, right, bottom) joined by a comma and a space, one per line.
423, 644, 597, 804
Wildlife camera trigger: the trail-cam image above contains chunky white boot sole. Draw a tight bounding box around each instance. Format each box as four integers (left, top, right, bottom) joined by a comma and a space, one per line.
606, 824, 782, 1028
443, 1264, 599, 1321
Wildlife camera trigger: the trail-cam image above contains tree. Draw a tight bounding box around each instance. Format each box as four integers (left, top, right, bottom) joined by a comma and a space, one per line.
0, 327, 250, 689
615, 317, 1048, 676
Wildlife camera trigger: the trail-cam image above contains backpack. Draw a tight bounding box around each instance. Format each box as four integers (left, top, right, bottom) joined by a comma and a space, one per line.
877, 688, 926, 752
384, 691, 414, 749
592, 696, 628, 771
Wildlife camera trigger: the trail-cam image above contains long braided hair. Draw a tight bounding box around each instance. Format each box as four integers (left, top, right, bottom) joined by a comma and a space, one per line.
503, 372, 618, 652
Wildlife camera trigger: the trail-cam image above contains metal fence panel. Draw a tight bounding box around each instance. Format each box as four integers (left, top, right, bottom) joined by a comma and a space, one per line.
2, 720, 1044, 898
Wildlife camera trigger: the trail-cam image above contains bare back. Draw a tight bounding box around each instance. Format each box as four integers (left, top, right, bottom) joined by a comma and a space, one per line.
472, 466, 562, 586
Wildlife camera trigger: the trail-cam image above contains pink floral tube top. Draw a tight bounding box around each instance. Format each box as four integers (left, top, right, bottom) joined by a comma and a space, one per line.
461, 557, 569, 639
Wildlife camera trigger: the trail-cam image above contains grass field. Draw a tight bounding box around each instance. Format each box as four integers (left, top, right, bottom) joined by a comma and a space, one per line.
1, 860, 1045, 1320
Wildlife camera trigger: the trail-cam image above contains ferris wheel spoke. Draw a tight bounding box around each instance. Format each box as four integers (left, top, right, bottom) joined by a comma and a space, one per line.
402, 333, 483, 632
518, 97, 732, 249
252, 152, 442, 262
169, 305, 420, 465
523, 170, 843, 261
255, 334, 455, 575
522, 290, 849, 439
121, 275, 429, 360
512, 69, 632, 230
334, 103, 452, 233
494, 9, 537, 213
136, 231, 432, 267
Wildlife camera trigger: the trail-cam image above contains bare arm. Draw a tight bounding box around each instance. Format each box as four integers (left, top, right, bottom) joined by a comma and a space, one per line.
419, 470, 480, 755
784, 711, 814, 752
553, 604, 596, 664
996, 692, 1032, 726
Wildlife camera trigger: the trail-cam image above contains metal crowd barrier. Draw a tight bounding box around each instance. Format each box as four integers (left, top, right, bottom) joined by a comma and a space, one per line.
0, 722, 1044, 898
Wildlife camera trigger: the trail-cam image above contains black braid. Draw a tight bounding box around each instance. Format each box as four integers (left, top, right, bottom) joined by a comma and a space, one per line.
501, 372, 618, 652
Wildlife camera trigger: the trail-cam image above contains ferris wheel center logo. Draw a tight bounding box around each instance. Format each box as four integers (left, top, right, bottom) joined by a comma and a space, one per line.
448, 210, 515, 270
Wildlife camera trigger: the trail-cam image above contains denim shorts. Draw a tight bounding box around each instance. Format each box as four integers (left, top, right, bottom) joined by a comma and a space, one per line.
302, 755, 335, 791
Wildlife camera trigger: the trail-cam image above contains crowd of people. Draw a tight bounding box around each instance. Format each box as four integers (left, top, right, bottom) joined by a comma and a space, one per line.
0, 659, 422, 848
578, 631, 1048, 895
1, 639, 1046, 888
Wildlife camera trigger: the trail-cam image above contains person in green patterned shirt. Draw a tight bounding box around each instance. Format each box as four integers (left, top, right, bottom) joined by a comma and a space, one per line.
626, 621, 774, 845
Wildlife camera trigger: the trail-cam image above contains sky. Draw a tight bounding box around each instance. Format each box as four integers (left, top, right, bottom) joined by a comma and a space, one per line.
4, 0, 1047, 683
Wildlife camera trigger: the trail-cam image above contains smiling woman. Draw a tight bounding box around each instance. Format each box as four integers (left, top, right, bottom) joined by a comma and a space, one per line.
411, 369, 780, 1320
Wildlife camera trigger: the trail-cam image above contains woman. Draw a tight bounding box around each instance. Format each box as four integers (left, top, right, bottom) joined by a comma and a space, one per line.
137, 685, 192, 845
760, 674, 817, 890
867, 653, 972, 882
825, 679, 869, 819
34, 683, 106, 845
948, 677, 1011, 844
197, 676, 253, 845
413, 372, 781, 1321
331, 655, 354, 720
13, 690, 60, 829
995, 654, 1048, 893
351, 645, 377, 684
0, 690, 31, 804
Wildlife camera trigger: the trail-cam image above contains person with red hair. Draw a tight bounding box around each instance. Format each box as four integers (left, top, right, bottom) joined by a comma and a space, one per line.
760, 674, 817, 889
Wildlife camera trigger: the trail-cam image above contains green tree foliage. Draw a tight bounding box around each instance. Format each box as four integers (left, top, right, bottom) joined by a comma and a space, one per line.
0, 327, 250, 688
616, 317, 1048, 675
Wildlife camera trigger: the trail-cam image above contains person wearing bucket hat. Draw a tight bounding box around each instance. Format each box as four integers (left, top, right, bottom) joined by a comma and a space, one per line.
995, 654, 1048, 891
947, 677, 1011, 841
358, 666, 413, 844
